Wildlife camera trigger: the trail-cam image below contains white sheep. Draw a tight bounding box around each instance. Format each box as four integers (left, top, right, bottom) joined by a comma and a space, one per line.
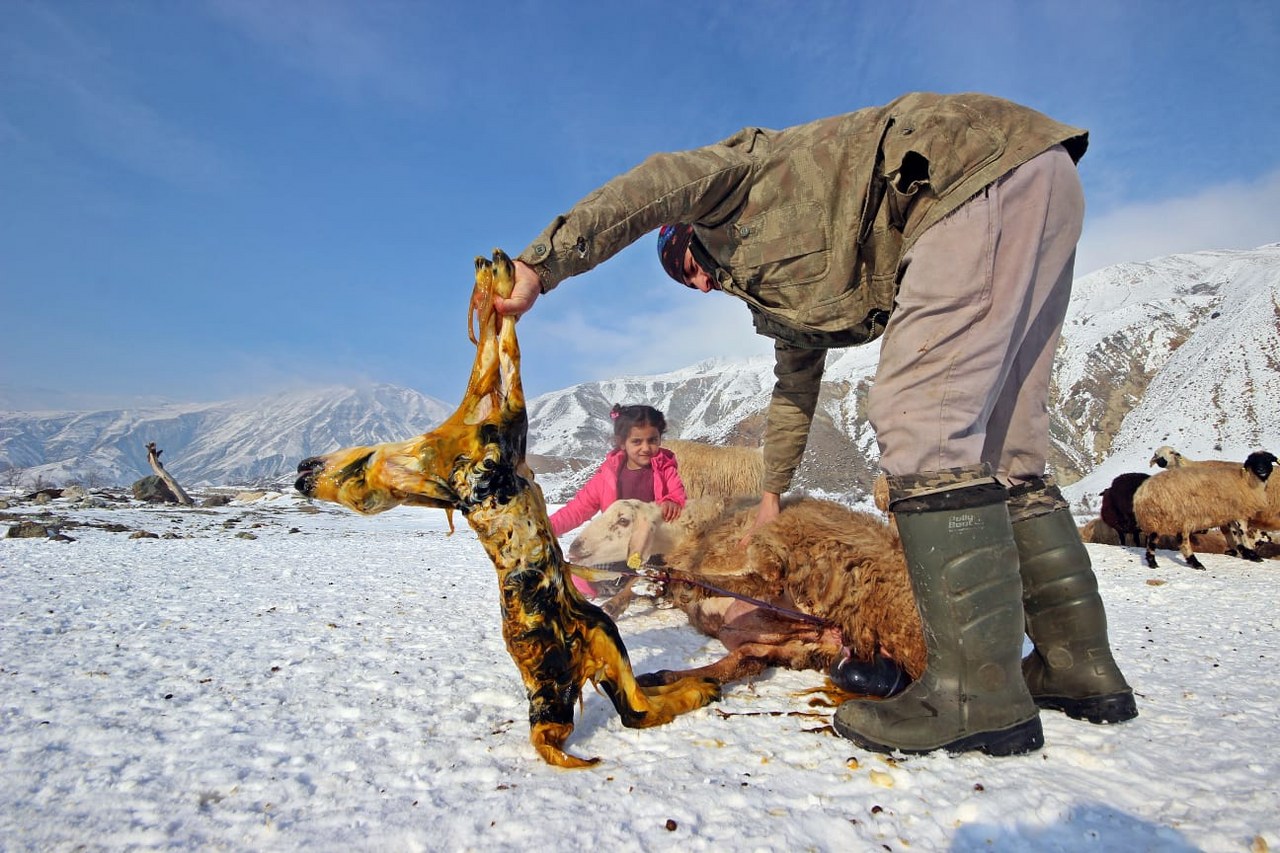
664, 439, 764, 499
1132, 450, 1278, 569
1149, 445, 1277, 557
566, 496, 739, 616
566, 496, 735, 565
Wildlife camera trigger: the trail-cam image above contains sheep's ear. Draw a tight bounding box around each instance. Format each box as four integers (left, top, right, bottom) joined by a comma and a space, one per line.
626, 509, 658, 561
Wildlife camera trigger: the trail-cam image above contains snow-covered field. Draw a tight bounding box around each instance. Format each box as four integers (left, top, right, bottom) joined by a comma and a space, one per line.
2, 492, 1276, 851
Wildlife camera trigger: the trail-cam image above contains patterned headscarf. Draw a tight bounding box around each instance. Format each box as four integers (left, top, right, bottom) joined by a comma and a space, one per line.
657, 224, 695, 287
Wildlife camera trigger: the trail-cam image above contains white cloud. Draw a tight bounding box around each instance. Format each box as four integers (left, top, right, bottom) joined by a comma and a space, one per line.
1077, 168, 1280, 274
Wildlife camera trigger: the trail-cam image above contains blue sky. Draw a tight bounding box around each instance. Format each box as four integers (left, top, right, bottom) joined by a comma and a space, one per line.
2, 1, 1278, 411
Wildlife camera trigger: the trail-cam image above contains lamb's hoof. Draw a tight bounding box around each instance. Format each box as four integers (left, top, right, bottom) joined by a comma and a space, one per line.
637, 670, 677, 688
1186, 555, 1206, 570
829, 650, 910, 698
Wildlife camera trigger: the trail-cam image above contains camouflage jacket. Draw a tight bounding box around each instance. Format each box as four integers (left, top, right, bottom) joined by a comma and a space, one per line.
518, 92, 1086, 492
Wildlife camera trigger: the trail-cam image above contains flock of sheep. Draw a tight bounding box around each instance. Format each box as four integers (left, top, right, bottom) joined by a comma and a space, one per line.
1088, 446, 1279, 570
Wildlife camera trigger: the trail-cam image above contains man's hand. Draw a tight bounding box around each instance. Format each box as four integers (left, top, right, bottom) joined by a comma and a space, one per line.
738, 491, 781, 547
494, 260, 543, 317
659, 499, 683, 523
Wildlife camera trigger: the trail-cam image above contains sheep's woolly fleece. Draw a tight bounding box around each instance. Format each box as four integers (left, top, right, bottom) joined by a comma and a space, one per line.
1, 492, 1276, 852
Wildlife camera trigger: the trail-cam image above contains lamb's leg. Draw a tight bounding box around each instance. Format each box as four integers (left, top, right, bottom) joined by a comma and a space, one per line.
637, 649, 772, 687
601, 578, 639, 619
639, 600, 843, 687
1144, 532, 1159, 569
584, 620, 721, 727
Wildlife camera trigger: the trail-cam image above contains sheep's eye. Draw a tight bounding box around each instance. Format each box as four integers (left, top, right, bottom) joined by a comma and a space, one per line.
617, 518, 631, 527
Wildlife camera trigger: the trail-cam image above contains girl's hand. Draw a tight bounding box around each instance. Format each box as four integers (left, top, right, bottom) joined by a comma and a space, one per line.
737, 491, 781, 547
494, 260, 543, 317
659, 500, 682, 523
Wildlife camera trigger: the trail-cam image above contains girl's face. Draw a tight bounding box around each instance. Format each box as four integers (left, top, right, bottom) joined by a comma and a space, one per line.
622, 425, 662, 469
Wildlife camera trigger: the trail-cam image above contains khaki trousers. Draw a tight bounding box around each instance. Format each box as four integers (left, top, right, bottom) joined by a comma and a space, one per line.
867, 145, 1084, 483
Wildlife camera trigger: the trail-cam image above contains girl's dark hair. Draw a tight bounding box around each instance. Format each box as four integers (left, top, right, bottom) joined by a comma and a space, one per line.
609, 403, 667, 447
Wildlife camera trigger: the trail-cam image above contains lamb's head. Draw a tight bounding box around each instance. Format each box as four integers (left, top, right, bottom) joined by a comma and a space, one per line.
295, 418, 524, 517
567, 499, 663, 565
1149, 446, 1184, 469
1244, 450, 1278, 483
295, 436, 457, 515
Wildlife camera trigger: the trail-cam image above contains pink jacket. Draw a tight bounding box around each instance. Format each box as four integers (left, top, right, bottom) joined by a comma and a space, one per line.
550, 448, 687, 536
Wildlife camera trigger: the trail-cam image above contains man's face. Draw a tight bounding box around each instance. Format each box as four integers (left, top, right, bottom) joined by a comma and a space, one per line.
682, 248, 718, 292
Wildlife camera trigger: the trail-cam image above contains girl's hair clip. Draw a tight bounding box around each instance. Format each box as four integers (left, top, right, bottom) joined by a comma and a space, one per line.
609, 410, 620, 419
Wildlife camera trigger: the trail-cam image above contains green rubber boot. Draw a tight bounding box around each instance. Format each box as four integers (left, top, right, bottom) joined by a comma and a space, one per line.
833, 475, 1043, 756
1009, 481, 1137, 725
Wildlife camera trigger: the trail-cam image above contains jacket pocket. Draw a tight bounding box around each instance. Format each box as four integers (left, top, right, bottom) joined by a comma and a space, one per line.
882, 103, 1005, 198
730, 202, 830, 293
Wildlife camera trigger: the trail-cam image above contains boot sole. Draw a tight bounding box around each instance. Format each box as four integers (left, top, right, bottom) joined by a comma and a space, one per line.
1034, 692, 1137, 724
832, 714, 1044, 757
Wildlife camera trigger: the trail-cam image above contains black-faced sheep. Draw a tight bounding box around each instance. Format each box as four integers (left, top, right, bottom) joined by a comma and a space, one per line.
1149, 445, 1278, 557
664, 439, 764, 500
1132, 450, 1278, 569
1098, 472, 1151, 547
567, 495, 926, 688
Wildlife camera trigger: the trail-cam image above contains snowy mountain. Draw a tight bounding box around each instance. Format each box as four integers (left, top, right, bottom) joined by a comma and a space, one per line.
3, 245, 1278, 498
0, 384, 451, 487
1054, 244, 1280, 509
531, 244, 1280, 502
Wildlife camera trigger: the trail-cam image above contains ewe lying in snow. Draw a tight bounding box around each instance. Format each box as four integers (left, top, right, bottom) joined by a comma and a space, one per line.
567, 496, 926, 689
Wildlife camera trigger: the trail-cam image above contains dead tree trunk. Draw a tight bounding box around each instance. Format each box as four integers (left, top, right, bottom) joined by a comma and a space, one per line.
146, 442, 194, 506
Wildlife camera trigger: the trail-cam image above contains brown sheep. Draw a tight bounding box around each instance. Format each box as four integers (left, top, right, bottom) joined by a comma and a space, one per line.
664, 439, 764, 499
569, 495, 926, 687
1132, 450, 1277, 569
1149, 445, 1278, 557
1079, 517, 1122, 545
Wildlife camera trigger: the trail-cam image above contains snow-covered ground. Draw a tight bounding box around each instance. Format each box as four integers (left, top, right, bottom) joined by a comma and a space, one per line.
2, 492, 1276, 851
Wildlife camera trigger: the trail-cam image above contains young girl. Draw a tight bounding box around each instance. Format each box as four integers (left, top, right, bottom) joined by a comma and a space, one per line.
551, 404, 687, 596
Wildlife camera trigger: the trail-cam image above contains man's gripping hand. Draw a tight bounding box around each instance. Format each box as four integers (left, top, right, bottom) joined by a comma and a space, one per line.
493, 260, 543, 317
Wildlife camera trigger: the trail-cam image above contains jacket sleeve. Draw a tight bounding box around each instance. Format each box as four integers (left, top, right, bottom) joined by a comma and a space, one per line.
549, 461, 610, 536
517, 132, 760, 292
762, 342, 827, 493
656, 452, 688, 507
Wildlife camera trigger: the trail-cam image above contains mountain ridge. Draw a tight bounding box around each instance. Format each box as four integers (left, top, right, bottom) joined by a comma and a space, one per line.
3, 245, 1278, 505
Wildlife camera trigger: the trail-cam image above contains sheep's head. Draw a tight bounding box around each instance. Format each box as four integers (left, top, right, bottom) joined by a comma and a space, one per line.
566, 499, 661, 565
1244, 450, 1278, 483
1149, 446, 1184, 469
